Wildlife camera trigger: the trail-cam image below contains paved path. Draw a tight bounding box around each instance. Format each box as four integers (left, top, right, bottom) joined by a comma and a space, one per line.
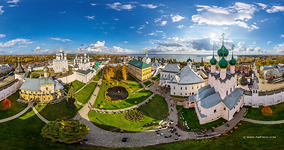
243, 118, 284, 124
32, 105, 50, 124
0, 103, 31, 123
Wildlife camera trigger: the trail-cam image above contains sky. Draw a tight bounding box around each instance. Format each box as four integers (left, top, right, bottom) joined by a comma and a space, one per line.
1, 0, 284, 55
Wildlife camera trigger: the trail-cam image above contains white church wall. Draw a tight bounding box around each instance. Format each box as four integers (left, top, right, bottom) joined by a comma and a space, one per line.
0, 79, 21, 101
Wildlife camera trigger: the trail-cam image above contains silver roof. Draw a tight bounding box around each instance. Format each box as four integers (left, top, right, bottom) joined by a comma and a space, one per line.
252, 80, 259, 89
223, 88, 244, 110
161, 63, 180, 73
197, 87, 216, 101
173, 65, 205, 85
199, 92, 222, 109
20, 77, 63, 91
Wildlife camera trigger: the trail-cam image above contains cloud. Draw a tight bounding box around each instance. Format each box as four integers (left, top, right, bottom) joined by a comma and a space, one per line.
237, 42, 246, 51
9, 5, 18, 7
252, 41, 256, 45
260, 18, 268, 22
171, 14, 185, 22
256, 3, 267, 10
155, 18, 162, 23
0, 38, 33, 48
281, 35, 284, 38
114, 18, 119, 21
267, 5, 284, 13
0, 6, 4, 15
274, 43, 284, 53
267, 41, 271, 44
160, 21, 167, 26
141, 4, 157, 9
78, 41, 134, 54
7, 0, 20, 4
50, 37, 71, 42
138, 25, 145, 30
192, 2, 259, 31
106, 2, 135, 11
85, 15, 95, 20
0, 34, 6, 38
223, 27, 228, 30
177, 25, 184, 29
146, 21, 148, 24
90, 3, 97, 6
130, 26, 135, 29
148, 32, 157, 36
31, 46, 51, 53
124, 41, 128, 43
59, 11, 66, 14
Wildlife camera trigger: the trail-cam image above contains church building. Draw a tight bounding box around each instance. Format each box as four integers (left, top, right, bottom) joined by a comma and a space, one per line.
53, 48, 69, 73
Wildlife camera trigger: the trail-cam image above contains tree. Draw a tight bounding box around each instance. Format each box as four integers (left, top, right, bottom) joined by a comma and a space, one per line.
122, 65, 127, 81
66, 84, 76, 107
41, 119, 89, 144
108, 67, 115, 79
2, 98, 11, 109
261, 106, 273, 117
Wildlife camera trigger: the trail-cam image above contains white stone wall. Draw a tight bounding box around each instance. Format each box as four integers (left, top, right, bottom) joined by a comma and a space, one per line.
209, 74, 237, 100
170, 82, 205, 96
159, 71, 178, 86
0, 80, 21, 101
244, 91, 284, 107
57, 73, 76, 84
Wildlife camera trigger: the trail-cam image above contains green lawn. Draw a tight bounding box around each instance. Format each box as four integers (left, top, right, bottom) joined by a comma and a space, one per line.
143, 80, 152, 86
30, 72, 42, 78
93, 70, 102, 81
89, 95, 168, 132
0, 91, 28, 119
152, 74, 160, 81
76, 82, 97, 104
63, 80, 86, 92
1, 110, 284, 150
177, 106, 226, 132
246, 103, 284, 121
38, 100, 78, 121
94, 82, 153, 110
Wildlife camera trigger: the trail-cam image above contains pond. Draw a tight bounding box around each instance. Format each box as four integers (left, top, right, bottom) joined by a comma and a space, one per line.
106, 86, 129, 101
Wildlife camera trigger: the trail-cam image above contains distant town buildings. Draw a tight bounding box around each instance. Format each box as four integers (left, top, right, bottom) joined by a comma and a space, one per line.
0, 63, 14, 74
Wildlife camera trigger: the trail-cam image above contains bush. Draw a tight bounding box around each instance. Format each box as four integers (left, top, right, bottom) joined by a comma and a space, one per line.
41, 119, 89, 144
2, 98, 11, 109
125, 110, 144, 122
261, 106, 273, 116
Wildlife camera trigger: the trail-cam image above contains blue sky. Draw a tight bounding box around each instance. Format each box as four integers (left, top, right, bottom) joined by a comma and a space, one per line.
1, 0, 284, 55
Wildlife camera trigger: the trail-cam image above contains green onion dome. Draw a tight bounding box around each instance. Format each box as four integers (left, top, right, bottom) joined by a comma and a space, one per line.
210, 56, 217, 65
229, 56, 237, 66
187, 57, 192, 62
217, 45, 229, 57
218, 56, 228, 69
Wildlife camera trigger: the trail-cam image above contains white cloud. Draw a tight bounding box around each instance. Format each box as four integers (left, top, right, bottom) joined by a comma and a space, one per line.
0, 38, 33, 48
7, 0, 20, 4
0, 34, 6, 38
223, 27, 228, 30
90, 3, 97, 6
130, 26, 135, 29
141, 4, 157, 9
160, 21, 167, 26
252, 41, 256, 45
136, 31, 142, 34
50, 37, 71, 42
85, 15, 95, 20
274, 43, 284, 53
59, 11, 66, 14
267, 5, 284, 13
148, 32, 156, 36
192, 2, 259, 31
159, 10, 165, 14
155, 18, 162, 22
177, 25, 184, 29
18, 45, 28, 48
256, 3, 267, 10
0, 6, 4, 15
114, 18, 119, 21
171, 14, 185, 22
106, 2, 135, 11
267, 41, 271, 44
146, 21, 148, 24
260, 18, 268, 22
78, 41, 134, 54
156, 30, 163, 33
124, 41, 128, 43
9, 5, 18, 7
237, 42, 246, 51
138, 25, 145, 30
281, 35, 284, 38
31, 46, 51, 53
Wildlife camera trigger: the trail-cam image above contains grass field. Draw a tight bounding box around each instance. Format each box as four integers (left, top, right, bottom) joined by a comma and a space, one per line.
152, 74, 160, 81
177, 106, 226, 132
63, 80, 86, 92
0, 91, 27, 119
38, 100, 78, 121
93, 70, 102, 81
76, 82, 97, 104
143, 80, 152, 86
246, 103, 284, 121
89, 95, 168, 132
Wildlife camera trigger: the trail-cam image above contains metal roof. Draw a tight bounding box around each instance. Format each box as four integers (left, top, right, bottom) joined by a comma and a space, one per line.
20, 77, 63, 91
76, 69, 92, 75
199, 92, 222, 109
161, 63, 180, 73
223, 88, 244, 110
174, 65, 205, 85
128, 60, 151, 69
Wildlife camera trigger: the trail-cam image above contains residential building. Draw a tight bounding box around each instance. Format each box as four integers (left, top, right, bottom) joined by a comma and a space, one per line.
128, 60, 151, 81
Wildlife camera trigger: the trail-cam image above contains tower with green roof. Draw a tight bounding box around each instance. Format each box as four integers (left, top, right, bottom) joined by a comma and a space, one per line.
217, 33, 229, 58
229, 44, 236, 74
210, 44, 217, 73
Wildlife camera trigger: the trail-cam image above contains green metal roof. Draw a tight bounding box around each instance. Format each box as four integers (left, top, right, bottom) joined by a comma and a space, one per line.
94, 66, 99, 70
128, 60, 151, 69
95, 61, 101, 65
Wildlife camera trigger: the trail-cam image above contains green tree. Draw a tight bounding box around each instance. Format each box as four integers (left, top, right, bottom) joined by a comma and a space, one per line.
41, 119, 89, 144
66, 84, 76, 107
